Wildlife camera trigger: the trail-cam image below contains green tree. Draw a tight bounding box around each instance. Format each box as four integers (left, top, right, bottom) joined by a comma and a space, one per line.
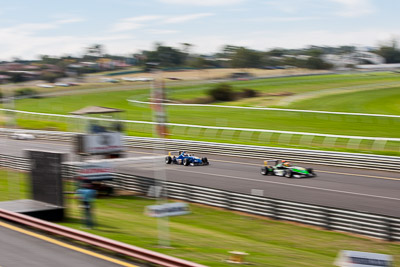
304, 56, 332, 69
9, 72, 25, 83
40, 72, 63, 83
40, 55, 60, 65
86, 44, 104, 58
188, 57, 209, 69
143, 43, 185, 67
267, 48, 286, 57
230, 47, 262, 68
375, 40, 400, 63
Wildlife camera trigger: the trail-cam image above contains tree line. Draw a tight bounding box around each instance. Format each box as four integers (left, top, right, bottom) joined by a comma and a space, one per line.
4, 40, 400, 76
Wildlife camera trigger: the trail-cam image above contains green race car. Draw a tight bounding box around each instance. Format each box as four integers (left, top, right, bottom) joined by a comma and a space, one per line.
261, 160, 316, 178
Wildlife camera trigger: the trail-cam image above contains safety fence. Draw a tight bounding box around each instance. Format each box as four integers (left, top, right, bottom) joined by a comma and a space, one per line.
1, 128, 400, 172
1, 108, 400, 153
1, 155, 400, 242
0, 154, 30, 171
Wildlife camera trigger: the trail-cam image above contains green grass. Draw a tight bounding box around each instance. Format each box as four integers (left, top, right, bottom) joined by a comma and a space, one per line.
0, 169, 29, 201
3, 72, 400, 155
169, 72, 400, 105
1, 170, 399, 266
288, 86, 400, 114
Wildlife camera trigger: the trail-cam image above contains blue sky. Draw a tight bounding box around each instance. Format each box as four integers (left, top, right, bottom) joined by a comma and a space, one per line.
0, 0, 399, 60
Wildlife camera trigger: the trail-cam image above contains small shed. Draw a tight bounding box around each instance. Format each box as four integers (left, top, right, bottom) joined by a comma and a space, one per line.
70, 106, 124, 133
70, 106, 123, 115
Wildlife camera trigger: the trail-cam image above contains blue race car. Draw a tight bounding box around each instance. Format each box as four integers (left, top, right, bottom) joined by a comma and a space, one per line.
165, 151, 209, 166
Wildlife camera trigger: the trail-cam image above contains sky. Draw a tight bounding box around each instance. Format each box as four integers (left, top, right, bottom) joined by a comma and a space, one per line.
0, 0, 399, 61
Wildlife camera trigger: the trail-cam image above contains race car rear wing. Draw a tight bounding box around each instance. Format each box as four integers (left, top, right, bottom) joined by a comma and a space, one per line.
263, 159, 279, 166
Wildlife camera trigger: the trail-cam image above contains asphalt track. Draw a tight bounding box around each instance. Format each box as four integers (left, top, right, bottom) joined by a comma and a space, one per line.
0, 221, 139, 267
1, 137, 399, 217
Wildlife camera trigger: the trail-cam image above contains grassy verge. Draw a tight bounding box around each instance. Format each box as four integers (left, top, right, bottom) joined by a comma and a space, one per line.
0, 170, 399, 266
0, 169, 29, 201
288, 86, 400, 114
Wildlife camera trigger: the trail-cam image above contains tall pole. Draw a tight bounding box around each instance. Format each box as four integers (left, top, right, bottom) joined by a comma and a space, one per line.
149, 63, 170, 247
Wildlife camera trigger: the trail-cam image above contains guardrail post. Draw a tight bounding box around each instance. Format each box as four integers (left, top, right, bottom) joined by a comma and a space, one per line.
324, 208, 331, 230
270, 199, 279, 220
225, 192, 232, 210
185, 184, 192, 202
384, 218, 393, 241
143, 176, 156, 195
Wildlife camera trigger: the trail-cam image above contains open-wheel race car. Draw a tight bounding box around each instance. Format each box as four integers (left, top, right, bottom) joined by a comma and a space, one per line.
261, 159, 316, 178
165, 151, 209, 166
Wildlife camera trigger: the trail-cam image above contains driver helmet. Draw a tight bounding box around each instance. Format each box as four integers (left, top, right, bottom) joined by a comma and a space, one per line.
283, 161, 290, 167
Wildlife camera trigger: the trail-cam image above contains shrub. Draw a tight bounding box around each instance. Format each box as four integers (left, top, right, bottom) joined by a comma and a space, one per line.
208, 83, 235, 101
40, 72, 63, 83
14, 88, 38, 98
242, 88, 258, 98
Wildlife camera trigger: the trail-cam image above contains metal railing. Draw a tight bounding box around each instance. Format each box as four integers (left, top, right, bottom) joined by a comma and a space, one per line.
0, 154, 30, 171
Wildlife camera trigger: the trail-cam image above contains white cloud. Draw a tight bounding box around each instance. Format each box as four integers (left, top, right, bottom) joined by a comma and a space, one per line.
0, 18, 135, 60
148, 29, 179, 34
56, 18, 85, 24
165, 13, 214, 24
0, 29, 134, 60
264, 0, 303, 13
110, 15, 162, 32
0, 17, 84, 37
248, 16, 320, 22
111, 21, 143, 32
330, 0, 375, 17
111, 13, 213, 32
159, 0, 245, 6
7, 23, 57, 34
126, 15, 163, 22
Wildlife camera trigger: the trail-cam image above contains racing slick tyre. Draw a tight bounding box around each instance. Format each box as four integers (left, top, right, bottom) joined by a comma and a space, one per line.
261, 167, 269, 175
284, 170, 293, 178
165, 156, 172, 164
307, 168, 316, 177
202, 157, 209, 165
183, 158, 190, 166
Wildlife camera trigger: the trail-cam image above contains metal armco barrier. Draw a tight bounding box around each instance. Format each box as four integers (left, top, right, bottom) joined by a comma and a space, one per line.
0, 154, 30, 171
0, 209, 207, 267
113, 173, 400, 242
1, 157, 400, 241
1, 128, 400, 172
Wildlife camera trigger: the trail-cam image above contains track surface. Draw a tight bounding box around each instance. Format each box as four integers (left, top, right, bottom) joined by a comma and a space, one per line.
1, 137, 399, 217
0, 221, 138, 267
